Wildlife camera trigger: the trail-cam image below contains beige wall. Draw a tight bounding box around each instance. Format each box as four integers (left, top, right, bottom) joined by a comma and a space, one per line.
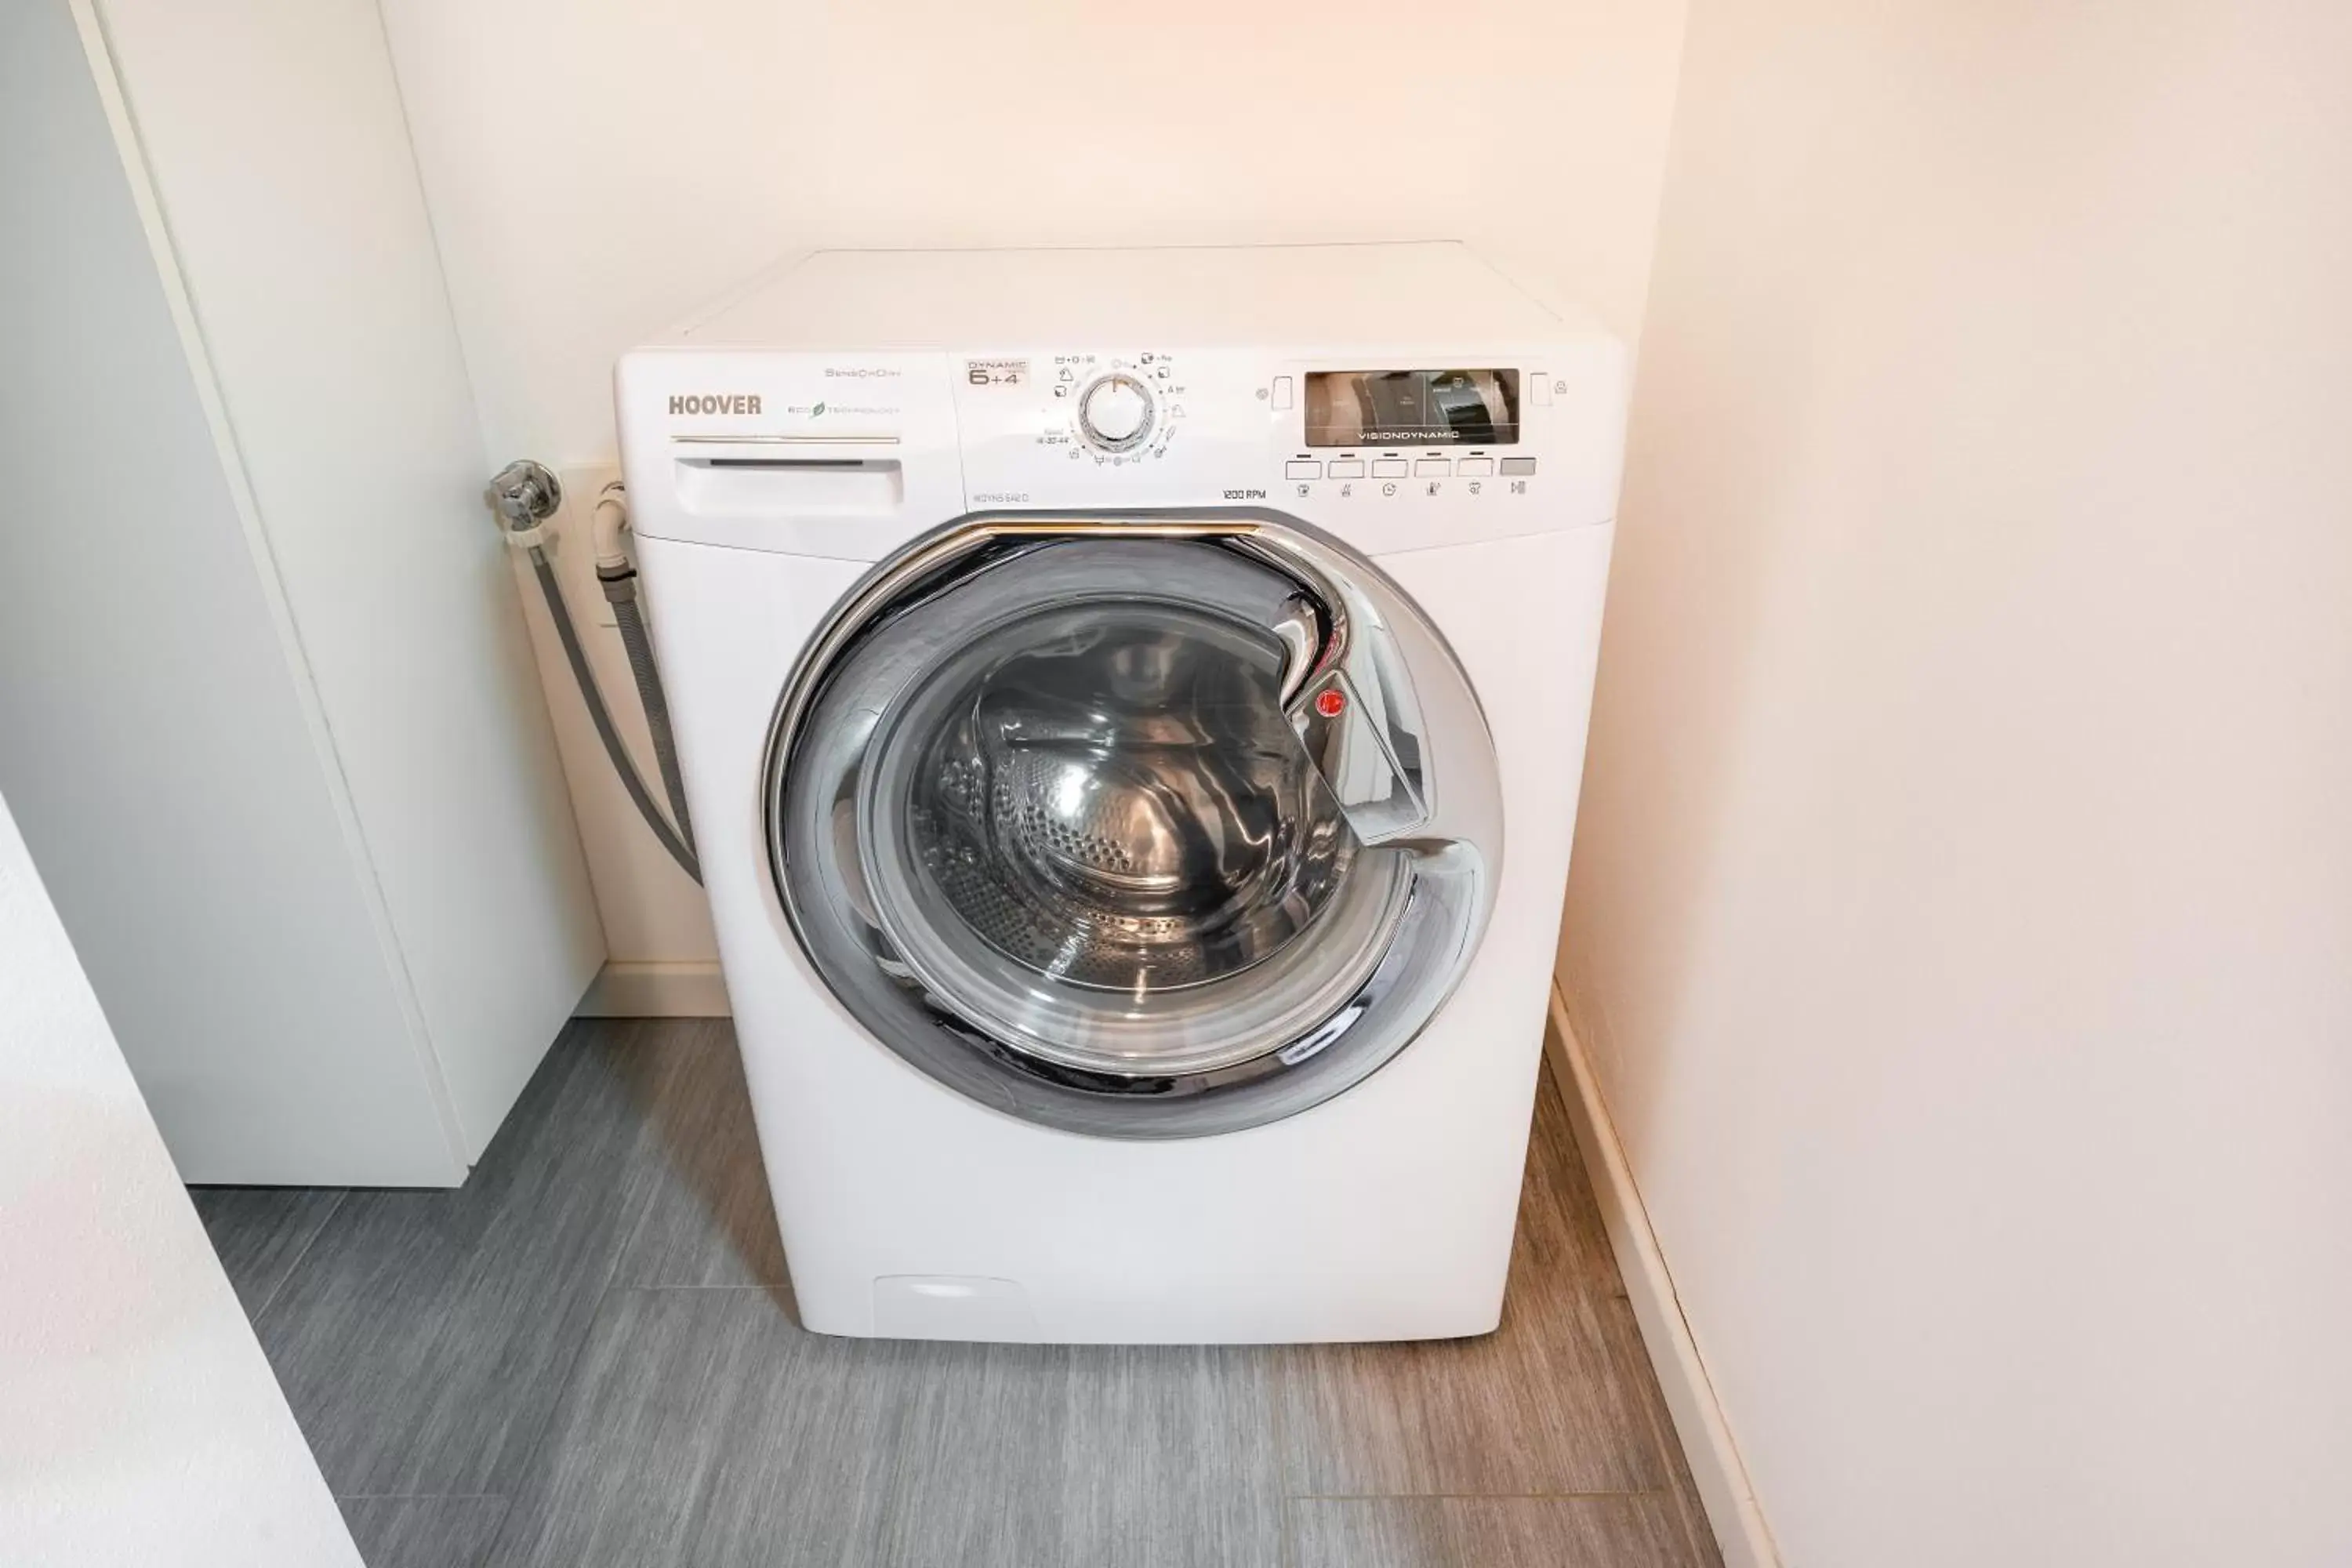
376, 0, 1689, 463
1559, 2, 2352, 1564
374, 0, 1693, 969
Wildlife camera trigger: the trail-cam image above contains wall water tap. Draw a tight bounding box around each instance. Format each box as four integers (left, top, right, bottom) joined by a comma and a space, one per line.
488, 459, 562, 533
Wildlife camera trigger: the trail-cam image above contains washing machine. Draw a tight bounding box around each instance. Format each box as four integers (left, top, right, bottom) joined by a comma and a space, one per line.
615, 243, 1624, 1344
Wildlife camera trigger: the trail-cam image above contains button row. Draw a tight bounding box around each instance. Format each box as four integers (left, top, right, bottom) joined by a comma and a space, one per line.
1284, 456, 1537, 481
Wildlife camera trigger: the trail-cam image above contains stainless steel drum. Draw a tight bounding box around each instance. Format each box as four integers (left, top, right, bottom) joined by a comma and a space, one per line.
906, 604, 1356, 996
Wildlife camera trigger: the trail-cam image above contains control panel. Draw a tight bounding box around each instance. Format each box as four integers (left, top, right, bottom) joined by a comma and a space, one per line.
947, 348, 1607, 554
629, 342, 1617, 560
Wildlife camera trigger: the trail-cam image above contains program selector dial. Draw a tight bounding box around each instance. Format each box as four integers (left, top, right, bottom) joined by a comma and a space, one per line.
1076, 372, 1156, 452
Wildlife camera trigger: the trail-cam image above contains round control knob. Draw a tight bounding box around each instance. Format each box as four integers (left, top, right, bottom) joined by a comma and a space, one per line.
1077, 373, 1155, 452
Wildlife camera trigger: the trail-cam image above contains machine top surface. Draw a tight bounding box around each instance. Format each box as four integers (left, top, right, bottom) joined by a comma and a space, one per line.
662, 242, 1598, 353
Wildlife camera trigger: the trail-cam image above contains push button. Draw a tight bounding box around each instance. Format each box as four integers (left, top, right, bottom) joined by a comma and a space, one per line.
1414, 457, 1450, 477
1371, 458, 1409, 478
1457, 456, 1495, 477
1285, 460, 1321, 480
1327, 459, 1367, 479
1501, 457, 1537, 475
1270, 376, 1295, 410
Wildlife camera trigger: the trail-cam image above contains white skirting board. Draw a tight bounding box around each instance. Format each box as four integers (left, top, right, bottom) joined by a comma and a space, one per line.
575, 960, 731, 1018
1544, 983, 1780, 1568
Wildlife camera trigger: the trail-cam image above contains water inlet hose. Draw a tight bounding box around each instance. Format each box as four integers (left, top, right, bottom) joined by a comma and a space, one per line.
601, 554, 697, 866
489, 461, 701, 884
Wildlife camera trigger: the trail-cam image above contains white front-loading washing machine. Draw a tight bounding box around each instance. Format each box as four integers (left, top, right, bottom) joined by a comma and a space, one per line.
616, 243, 1624, 1343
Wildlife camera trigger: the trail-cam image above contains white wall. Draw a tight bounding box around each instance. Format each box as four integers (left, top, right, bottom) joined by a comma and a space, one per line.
372, 0, 1692, 970
1559, 3, 2352, 1565
0, 789, 361, 1567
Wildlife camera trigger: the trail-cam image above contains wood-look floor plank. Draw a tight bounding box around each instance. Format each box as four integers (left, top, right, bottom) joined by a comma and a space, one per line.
337, 1494, 509, 1568
1055, 1340, 1283, 1564
608, 1020, 789, 1289
1276, 1290, 1671, 1499
485, 1287, 764, 1566
252, 1020, 705, 1496
1288, 1496, 1694, 1568
670, 1305, 906, 1568
1276, 1074, 1672, 1497
189, 1186, 345, 1321
1519, 1056, 1627, 1298
1538, 1028, 1726, 1565
1597, 1292, 1727, 1567
495, 1287, 1285, 1568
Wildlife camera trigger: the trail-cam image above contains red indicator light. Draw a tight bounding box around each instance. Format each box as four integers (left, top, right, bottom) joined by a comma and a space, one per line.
1314, 688, 1347, 718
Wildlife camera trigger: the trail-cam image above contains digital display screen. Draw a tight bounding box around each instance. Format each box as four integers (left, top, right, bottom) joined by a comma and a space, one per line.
1303, 368, 1519, 448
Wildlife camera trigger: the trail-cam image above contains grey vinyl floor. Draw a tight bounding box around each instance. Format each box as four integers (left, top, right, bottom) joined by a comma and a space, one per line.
192, 1018, 1720, 1568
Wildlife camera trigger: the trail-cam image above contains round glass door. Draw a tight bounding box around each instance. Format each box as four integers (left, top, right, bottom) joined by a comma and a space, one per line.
769, 519, 1500, 1138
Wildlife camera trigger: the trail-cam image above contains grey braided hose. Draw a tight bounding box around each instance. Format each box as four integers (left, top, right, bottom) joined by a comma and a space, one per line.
604, 569, 697, 866
490, 459, 699, 884
531, 548, 701, 882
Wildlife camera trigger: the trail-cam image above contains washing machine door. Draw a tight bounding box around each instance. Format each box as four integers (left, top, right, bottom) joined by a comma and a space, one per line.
766, 514, 1501, 1138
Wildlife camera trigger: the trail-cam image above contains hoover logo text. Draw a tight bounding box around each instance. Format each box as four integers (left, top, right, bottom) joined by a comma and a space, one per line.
670, 394, 761, 416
